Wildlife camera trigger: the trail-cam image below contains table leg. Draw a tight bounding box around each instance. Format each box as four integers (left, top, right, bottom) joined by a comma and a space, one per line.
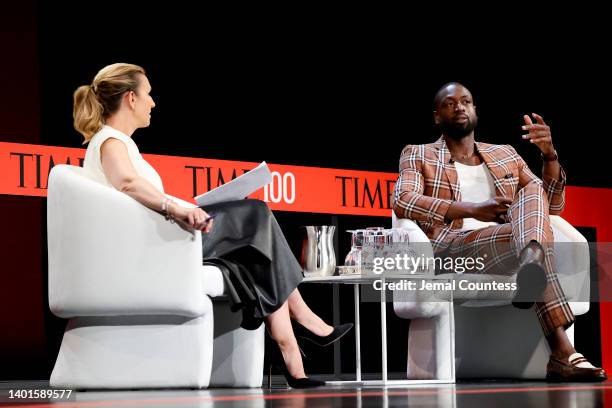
333, 284, 340, 378
381, 275, 387, 383
354, 283, 361, 382
380, 275, 387, 384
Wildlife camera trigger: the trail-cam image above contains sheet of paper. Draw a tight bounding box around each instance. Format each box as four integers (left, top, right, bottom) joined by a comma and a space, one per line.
194, 161, 272, 206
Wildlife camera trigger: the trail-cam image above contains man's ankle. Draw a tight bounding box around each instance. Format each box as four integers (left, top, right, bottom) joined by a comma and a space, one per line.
519, 240, 545, 265
550, 348, 576, 360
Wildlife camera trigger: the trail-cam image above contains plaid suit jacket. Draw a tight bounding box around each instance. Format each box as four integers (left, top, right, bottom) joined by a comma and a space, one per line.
393, 137, 566, 248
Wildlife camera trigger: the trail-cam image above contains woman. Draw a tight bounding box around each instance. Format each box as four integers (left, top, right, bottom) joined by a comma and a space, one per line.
74, 63, 352, 388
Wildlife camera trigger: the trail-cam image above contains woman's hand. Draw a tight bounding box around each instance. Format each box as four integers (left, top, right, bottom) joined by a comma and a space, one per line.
169, 204, 214, 233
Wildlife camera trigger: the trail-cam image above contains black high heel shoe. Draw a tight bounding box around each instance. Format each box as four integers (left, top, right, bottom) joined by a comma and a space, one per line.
266, 335, 325, 389
292, 321, 353, 347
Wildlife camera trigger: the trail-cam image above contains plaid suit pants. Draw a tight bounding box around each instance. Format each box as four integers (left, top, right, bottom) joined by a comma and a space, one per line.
438, 181, 574, 336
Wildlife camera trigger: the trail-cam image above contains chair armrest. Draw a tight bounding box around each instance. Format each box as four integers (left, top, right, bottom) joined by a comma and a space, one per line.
550, 215, 590, 306
391, 212, 435, 260
391, 212, 443, 317
165, 195, 225, 297
202, 265, 225, 297
48, 165, 207, 318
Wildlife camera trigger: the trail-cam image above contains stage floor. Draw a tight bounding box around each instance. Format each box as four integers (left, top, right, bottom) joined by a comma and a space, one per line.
1, 379, 611, 407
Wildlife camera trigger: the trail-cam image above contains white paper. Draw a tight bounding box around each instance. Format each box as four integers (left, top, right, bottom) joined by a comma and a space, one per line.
194, 161, 272, 206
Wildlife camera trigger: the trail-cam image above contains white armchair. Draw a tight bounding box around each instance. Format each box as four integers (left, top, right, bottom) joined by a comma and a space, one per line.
392, 212, 590, 380
47, 164, 264, 389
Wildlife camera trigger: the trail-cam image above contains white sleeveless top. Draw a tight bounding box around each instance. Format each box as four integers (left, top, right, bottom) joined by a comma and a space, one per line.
454, 162, 497, 231
83, 125, 164, 192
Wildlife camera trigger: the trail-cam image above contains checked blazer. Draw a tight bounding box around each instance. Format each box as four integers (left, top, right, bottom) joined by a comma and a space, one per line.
393, 136, 566, 249
393, 136, 573, 336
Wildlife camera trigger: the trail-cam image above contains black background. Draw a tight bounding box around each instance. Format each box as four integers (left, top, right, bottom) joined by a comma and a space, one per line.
38, 3, 609, 187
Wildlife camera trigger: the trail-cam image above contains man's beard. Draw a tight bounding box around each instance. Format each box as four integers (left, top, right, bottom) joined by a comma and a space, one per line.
439, 116, 478, 140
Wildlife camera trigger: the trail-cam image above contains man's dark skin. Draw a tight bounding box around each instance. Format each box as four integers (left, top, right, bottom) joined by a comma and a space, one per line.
433, 83, 574, 360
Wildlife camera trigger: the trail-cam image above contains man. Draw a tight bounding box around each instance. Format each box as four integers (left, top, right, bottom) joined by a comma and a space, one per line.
393, 82, 606, 381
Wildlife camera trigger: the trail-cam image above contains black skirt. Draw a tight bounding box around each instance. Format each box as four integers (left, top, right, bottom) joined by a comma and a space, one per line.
200, 199, 303, 329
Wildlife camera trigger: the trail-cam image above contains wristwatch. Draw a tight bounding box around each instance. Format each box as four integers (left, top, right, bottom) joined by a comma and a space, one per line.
541, 150, 558, 162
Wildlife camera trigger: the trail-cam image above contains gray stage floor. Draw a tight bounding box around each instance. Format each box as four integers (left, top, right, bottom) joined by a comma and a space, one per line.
1, 379, 610, 407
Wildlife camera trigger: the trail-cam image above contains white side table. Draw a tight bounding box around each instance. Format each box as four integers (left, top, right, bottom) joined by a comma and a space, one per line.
302, 273, 455, 385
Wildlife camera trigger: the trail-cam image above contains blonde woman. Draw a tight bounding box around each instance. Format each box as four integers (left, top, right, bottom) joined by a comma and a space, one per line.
74, 63, 352, 388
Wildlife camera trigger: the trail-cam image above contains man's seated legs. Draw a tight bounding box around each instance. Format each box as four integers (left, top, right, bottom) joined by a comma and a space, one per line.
438, 181, 605, 380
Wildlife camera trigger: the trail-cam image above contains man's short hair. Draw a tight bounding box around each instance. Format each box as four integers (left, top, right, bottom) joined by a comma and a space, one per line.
433, 82, 470, 109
